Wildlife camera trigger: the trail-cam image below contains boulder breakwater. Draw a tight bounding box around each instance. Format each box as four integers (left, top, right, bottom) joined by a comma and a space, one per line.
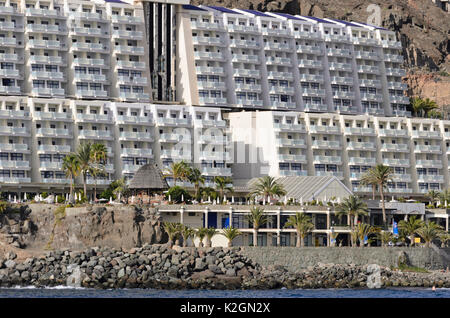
1, 245, 450, 289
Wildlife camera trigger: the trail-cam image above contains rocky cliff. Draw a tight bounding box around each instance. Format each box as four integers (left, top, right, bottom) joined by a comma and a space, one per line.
192, 0, 449, 72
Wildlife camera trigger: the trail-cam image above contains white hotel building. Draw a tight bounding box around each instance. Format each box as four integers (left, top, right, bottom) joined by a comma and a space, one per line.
0, 0, 447, 199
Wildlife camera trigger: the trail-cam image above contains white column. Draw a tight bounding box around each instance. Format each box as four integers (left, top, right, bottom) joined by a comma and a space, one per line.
229, 207, 233, 228
446, 216, 449, 232
180, 206, 184, 225
204, 207, 209, 228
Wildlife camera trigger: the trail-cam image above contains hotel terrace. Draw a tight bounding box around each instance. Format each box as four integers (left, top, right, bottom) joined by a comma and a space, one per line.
0, 0, 448, 203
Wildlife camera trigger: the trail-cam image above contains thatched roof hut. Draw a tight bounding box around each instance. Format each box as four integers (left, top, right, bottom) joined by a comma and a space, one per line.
128, 163, 169, 193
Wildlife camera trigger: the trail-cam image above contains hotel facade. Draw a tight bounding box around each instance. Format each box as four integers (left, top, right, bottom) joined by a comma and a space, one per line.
0, 0, 448, 199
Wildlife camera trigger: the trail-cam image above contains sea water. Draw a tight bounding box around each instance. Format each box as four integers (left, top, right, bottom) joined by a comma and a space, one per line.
0, 287, 449, 298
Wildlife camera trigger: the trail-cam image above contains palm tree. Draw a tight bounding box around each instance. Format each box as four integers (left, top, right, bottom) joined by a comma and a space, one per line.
195, 227, 208, 247
438, 232, 450, 248
426, 190, 440, 207
165, 161, 189, 186
201, 187, 217, 202
422, 98, 439, 117
427, 109, 442, 119
335, 195, 369, 229
360, 173, 377, 200
163, 222, 180, 248
187, 167, 205, 201
416, 221, 443, 247
214, 176, 233, 203
62, 154, 80, 203
205, 228, 218, 247
438, 188, 450, 207
284, 212, 314, 247
179, 224, 195, 247
90, 143, 107, 201
249, 176, 287, 203
75, 142, 93, 199
221, 227, 242, 247
355, 223, 377, 248
245, 207, 268, 246
112, 178, 129, 202
350, 228, 359, 247
365, 164, 393, 228
398, 216, 424, 246
378, 231, 394, 247
0, 200, 8, 214
410, 97, 425, 117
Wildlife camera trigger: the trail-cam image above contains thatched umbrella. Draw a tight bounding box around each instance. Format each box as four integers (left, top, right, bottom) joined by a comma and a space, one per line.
128, 163, 169, 196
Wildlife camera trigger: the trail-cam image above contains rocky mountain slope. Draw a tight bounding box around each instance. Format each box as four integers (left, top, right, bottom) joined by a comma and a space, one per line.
192, 0, 449, 72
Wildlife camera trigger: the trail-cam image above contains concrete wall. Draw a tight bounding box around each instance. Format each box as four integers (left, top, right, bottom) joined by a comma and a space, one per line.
240, 246, 450, 271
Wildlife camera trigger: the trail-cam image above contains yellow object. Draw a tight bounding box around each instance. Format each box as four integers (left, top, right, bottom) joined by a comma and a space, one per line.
414, 237, 421, 243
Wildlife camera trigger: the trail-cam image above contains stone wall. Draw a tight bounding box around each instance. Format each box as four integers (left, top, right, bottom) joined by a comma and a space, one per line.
240, 247, 450, 271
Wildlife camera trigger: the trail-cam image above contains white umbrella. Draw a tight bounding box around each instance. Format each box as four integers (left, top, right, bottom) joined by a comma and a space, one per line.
8, 194, 11, 202
224, 195, 227, 203
181, 194, 184, 202
213, 199, 216, 205
24, 193, 27, 201
109, 196, 113, 204
208, 196, 211, 202
263, 197, 266, 205
232, 196, 234, 204
284, 196, 287, 205
168, 194, 171, 202
300, 197, 303, 205
39, 194, 43, 201
74, 193, 77, 201
13, 195, 16, 203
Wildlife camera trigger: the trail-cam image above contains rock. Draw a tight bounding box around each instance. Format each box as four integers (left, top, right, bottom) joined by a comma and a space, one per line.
225, 268, 236, 277
208, 264, 222, 274
117, 268, 125, 279
194, 258, 206, 271
191, 270, 215, 281
5, 251, 16, 260
4, 260, 16, 269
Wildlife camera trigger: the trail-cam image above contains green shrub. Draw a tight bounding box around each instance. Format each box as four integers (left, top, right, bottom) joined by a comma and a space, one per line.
100, 188, 115, 200
56, 195, 65, 204
41, 192, 49, 199
166, 186, 192, 203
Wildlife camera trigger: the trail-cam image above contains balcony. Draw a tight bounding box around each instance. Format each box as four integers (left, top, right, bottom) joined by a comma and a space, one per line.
227, 24, 259, 33
78, 130, 113, 140
190, 21, 224, 31
120, 148, 153, 158
378, 129, 407, 137
279, 170, 308, 177
273, 123, 305, 132
69, 11, 107, 22
27, 24, 65, 34
161, 150, 191, 160
293, 31, 320, 39
355, 51, 379, 60
269, 101, 297, 109
36, 128, 71, 138
37, 145, 71, 154
119, 92, 150, 101
391, 174, 412, 182
389, 95, 410, 104
199, 97, 227, 106
298, 60, 322, 68
264, 42, 290, 51
380, 143, 409, 152
71, 42, 109, 53
357, 65, 379, 74
234, 83, 261, 93
330, 77, 353, 85
415, 159, 442, 169
156, 118, 191, 127
312, 140, 341, 149
26, 8, 62, 18
363, 107, 385, 116
194, 52, 224, 61
278, 154, 307, 163
353, 186, 373, 193
414, 145, 441, 154
309, 125, 341, 135
116, 61, 146, 70
39, 161, 63, 170
113, 29, 143, 39
262, 28, 291, 37
347, 141, 376, 151
299, 74, 324, 83
28, 40, 65, 50
119, 131, 153, 141
276, 138, 305, 148
0, 143, 29, 153
385, 68, 406, 77
0, 177, 31, 184
304, 103, 328, 112
199, 151, 231, 161
387, 82, 407, 90
231, 54, 259, 64
387, 188, 413, 194
116, 115, 153, 125
0, 69, 21, 79
115, 45, 145, 55
193, 119, 226, 128
197, 66, 225, 76
229, 40, 259, 49
201, 167, 232, 176
0, 86, 20, 94
384, 54, 404, 63
381, 40, 402, 49
192, 36, 224, 46
301, 88, 326, 97
382, 158, 410, 167
197, 81, 226, 90
199, 135, 228, 145
297, 45, 321, 54
0, 160, 30, 170
31, 71, 64, 81
235, 99, 264, 108
329, 62, 352, 72
267, 71, 293, 81
348, 157, 376, 165
411, 130, 441, 139
31, 87, 65, 97
269, 85, 295, 95
327, 48, 351, 57
0, 110, 29, 119
0, 22, 22, 31
71, 27, 109, 37
87, 179, 111, 186
315, 171, 344, 178
324, 34, 350, 43
0, 37, 17, 47
111, 15, 143, 24
417, 175, 444, 183
360, 93, 383, 102
313, 156, 342, 165
117, 76, 147, 85
75, 90, 108, 99
76, 113, 111, 123
0, 53, 21, 63
34, 111, 71, 121
344, 127, 376, 136
159, 133, 191, 143
359, 79, 382, 88
73, 58, 106, 67
30, 55, 64, 65
265, 56, 291, 66
122, 164, 143, 174
0, 127, 28, 136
